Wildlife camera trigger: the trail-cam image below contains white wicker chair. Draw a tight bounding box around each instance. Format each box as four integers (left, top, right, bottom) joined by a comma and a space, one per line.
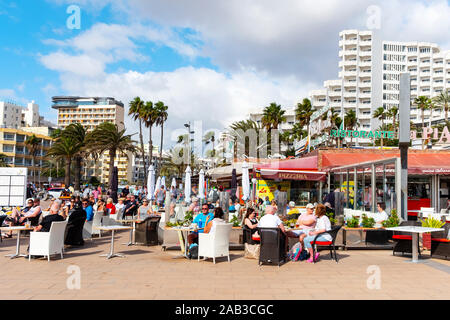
29, 220, 68, 261
198, 223, 232, 264
83, 211, 104, 239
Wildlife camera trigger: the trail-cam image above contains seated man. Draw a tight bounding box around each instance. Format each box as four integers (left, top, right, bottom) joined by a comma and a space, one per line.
258, 205, 288, 252
123, 195, 138, 219
187, 203, 214, 245
33, 204, 65, 233
83, 199, 94, 222
3, 198, 35, 238
375, 202, 389, 225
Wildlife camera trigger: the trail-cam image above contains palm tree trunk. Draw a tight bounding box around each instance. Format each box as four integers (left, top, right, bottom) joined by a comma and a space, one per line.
108, 149, 116, 188
139, 119, 147, 184
381, 119, 384, 148
74, 156, 81, 191
159, 123, 164, 176
445, 104, 448, 123
65, 157, 71, 187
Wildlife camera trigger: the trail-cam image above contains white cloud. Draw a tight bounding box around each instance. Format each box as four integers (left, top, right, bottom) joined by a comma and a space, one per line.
54, 67, 315, 149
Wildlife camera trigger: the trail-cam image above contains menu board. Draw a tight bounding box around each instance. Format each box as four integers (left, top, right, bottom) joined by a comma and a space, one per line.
0, 168, 27, 207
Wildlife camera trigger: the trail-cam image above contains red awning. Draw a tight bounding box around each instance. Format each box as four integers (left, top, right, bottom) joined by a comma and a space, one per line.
256, 156, 326, 181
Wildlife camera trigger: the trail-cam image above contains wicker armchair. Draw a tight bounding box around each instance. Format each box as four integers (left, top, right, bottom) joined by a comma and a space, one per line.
431, 223, 450, 260
257, 227, 286, 267
135, 216, 161, 246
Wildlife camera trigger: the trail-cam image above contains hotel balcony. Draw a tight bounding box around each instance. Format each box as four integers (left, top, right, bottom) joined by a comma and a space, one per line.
339, 61, 357, 68
359, 61, 372, 68
343, 92, 357, 98
359, 51, 372, 57
359, 92, 372, 99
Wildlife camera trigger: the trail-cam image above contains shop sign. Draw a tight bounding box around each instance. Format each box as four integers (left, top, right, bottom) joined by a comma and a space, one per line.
257, 180, 291, 202
410, 126, 450, 144
330, 129, 395, 139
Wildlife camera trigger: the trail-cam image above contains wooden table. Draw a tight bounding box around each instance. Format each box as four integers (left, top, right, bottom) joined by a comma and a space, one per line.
1, 226, 34, 259
94, 225, 133, 259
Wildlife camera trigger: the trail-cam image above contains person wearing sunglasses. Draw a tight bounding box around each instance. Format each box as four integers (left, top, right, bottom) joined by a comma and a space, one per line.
187, 204, 214, 245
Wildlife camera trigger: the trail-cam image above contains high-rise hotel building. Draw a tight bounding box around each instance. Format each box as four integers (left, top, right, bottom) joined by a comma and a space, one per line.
310, 29, 450, 145
52, 96, 132, 184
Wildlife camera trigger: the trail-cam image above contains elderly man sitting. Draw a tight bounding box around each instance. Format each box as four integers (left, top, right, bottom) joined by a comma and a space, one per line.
258, 205, 288, 252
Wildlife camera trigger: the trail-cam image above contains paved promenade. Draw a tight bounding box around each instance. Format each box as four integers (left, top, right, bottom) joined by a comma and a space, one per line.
0, 231, 449, 300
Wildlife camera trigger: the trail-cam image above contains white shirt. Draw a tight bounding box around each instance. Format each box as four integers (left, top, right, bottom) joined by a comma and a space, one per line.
313, 215, 332, 241
258, 214, 282, 228
374, 211, 389, 223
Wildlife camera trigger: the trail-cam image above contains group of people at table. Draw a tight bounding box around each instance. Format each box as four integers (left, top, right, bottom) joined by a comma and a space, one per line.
1, 191, 163, 244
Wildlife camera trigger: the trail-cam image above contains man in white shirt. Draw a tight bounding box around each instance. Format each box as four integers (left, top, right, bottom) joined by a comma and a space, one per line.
375, 202, 389, 224
258, 205, 287, 252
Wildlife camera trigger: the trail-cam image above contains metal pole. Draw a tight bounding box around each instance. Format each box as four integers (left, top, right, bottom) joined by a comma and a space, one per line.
371, 164, 376, 212
399, 73, 411, 221
354, 167, 357, 210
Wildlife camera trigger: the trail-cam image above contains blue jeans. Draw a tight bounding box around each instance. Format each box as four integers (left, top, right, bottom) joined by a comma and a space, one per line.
304, 235, 331, 249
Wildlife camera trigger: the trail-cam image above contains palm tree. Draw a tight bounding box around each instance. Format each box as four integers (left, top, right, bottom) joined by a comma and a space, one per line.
61, 123, 86, 191
387, 106, 399, 136
0, 153, 9, 167
261, 102, 286, 131
329, 108, 342, 147
154, 101, 169, 176
433, 90, 450, 122
295, 98, 315, 133
129, 97, 147, 183
414, 96, 433, 129
229, 119, 263, 159
414, 96, 433, 149
85, 122, 138, 188
344, 109, 358, 147
25, 134, 41, 185
203, 131, 216, 158
373, 107, 387, 147
47, 136, 80, 187
141, 101, 158, 168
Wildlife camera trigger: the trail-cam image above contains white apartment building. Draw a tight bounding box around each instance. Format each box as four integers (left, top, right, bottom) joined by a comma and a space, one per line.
310, 29, 450, 146
0, 101, 42, 129
52, 96, 130, 184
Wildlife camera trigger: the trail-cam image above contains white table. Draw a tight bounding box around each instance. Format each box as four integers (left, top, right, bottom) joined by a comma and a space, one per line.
386, 226, 445, 263
171, 226, 197, 259
117, 219, 139, 246
95, 225, 133, 259
1, 226, 34, 259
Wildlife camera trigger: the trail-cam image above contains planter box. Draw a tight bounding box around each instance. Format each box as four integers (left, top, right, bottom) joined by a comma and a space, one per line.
422, 233, 432, 250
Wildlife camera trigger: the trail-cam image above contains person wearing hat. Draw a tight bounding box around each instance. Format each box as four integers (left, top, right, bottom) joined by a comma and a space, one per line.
286, 203, 317, 245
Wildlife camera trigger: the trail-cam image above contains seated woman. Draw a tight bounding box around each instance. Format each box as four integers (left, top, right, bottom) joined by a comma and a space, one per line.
204, 207, 226, 234
137, 199, 153, 220
303, 204, 332, 263
243, 208, 260, 242
96, 198, 106, 213
105, 198, 116, 216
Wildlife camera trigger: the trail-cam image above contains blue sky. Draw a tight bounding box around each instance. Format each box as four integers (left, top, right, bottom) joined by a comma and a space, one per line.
1, 0, 449, 150
0, 0, 216, 123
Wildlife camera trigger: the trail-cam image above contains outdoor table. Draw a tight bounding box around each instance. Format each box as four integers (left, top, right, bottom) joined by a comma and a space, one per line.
0, 226, 34, 259
386, 226, 445, 263
171, 226, 197, 259
94, 225, 133, 259
117, 219, 139, 246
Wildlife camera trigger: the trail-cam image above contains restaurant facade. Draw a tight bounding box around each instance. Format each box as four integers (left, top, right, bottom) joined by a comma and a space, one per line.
254, 148, 450, 220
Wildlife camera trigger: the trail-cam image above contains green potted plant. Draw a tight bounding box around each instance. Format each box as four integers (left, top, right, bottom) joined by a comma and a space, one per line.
346, 216, 360, 228
382, 209, 400, 228
230, 215, 241, 228
361, 214, 376, 228
420, 216, 445, 250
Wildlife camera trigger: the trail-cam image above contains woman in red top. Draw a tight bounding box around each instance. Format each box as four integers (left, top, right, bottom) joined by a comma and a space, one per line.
106, 198, 116, 215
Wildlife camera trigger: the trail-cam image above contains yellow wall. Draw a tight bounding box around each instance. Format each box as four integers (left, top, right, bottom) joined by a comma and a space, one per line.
257, 180, 291, 202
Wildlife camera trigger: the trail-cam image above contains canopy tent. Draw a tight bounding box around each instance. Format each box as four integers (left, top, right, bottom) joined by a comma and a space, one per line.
255, 155, 327, 181
206, 162, 255, 180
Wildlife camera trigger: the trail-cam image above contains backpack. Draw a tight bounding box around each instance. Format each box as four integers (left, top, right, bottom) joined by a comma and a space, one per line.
298, 250, 310, 261
288, 242, 302, 261
188, 243, 198, 260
